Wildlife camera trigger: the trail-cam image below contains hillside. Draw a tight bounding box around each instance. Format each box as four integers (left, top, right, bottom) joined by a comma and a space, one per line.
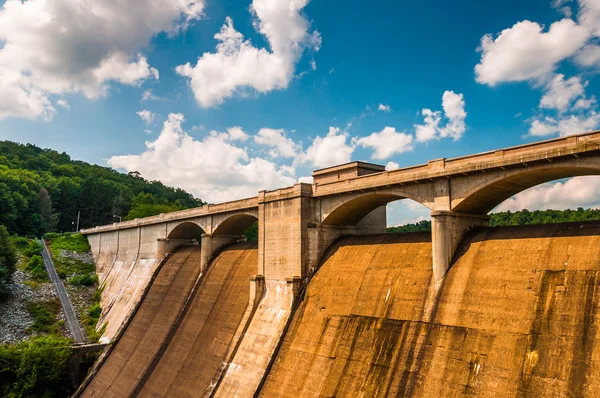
0, 140, 204, 236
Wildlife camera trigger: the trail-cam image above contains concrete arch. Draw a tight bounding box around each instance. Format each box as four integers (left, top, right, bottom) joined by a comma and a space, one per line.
167, 222, 205, 240
212, 213, 258, 236
453, 159, 600, 214
322, 191, 431, 226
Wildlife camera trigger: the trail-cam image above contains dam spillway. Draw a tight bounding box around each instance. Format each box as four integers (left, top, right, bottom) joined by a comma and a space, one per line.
262, 222, 600, 397
82, 242, 258, 397
82, 221, 600, 397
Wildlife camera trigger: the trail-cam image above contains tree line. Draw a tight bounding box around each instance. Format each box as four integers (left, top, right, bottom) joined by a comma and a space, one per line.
0, 141, 205, 236
387, 208, 600, 233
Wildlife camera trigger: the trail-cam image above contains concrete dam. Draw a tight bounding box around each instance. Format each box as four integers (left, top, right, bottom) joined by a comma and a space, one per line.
77, 132, 600, 396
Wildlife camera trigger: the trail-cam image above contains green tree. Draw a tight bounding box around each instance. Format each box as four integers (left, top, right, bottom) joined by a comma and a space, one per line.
0, 226, 17, 299
39, 188, 59, 234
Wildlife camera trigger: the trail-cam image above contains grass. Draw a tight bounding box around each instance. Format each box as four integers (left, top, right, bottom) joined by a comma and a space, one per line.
54, 256, 95, 285
26, 299, 62, 335
44, 232, 90, 253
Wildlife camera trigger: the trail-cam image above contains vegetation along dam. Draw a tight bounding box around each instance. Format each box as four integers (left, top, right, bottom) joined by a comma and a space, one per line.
76, 132, 600, 397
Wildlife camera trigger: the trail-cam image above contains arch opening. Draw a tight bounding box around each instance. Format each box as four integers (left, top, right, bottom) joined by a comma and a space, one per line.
168, 222, 205, 240
322, 193, 431, 230
213, 213, 259, 237
454, 165, 600, 215
488, 175, 600, 226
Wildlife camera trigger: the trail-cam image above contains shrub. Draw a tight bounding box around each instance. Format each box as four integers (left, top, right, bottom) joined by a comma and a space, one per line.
0, 335, 73, 397
25, 255, 48, 282
22, 241, 42, 258
67, 274, 97, 286
26, 300, 61, 335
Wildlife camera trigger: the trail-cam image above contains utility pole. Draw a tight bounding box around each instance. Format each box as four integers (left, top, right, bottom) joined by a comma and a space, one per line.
76, 211, 80, 232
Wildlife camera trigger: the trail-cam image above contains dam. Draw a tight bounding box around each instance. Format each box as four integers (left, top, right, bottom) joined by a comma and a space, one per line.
77, 132, 600, 397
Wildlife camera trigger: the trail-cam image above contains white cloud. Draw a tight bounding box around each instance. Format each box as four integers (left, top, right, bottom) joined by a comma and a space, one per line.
475, 19, 589, 85
298, 176, 314, 184
415, 91, 467, 142
296, 127, 354, 169
108, 113, 296, 203
310, 60, 317, 71
378, 104, 391, 112
227, 126, 248, 142
56, 99, 70, 109
356, 127, 413, 160
385, 161, 400, 171
575, 44, 600, 66
530, 72, 599, 137
494, 176, 600, 212
137, 110, 156, 125
0, 0, 204, 121
141, 89, 161, 101
254, 128, 299, 158
529, 112, 600, 136
176, 0, 320, 108
540, 74, 587, 112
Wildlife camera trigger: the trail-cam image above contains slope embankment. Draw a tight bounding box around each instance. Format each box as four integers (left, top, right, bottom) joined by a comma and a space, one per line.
81, 242, 258, 398
260, 222, 600, 397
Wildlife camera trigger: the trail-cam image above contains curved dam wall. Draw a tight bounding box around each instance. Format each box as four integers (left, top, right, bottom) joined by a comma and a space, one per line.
82, 242, 258, 398
260, 222, 600, 397
87, 225, 166, 342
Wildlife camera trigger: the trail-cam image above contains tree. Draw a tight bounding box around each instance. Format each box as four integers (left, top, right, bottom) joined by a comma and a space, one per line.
39, 188, 59, 234
0, 225, 17, 299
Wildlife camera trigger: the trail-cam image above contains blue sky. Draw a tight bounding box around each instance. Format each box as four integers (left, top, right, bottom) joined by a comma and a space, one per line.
1, 0, 599, 225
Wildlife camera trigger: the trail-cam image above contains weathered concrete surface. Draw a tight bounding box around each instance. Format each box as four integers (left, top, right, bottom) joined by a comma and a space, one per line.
134, 243, 258, 397
260, 222, 600, 397
82, 246, 203, 397
81, 243, 259, 398
214, 278, 300, 397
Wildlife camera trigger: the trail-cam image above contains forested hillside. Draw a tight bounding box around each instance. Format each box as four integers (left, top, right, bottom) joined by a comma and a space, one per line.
0, 141, 204, 236
388, 208, 600, 233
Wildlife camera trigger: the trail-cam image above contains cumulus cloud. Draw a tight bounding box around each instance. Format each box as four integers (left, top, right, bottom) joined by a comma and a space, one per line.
385, 161, 400, 171
298, 176, 314, 184
415, 91, 467, 142
378, 104, 391, 112
108, 113, 295, 202
475, 0, 600, 85
529, 112, 600, 136
494, 176, 600, 212
356, 127, 413, 160
0, 0, 204, 121
137, 110, 156, 125
176, 0, 320, 108
296, 127, 354, 169
254, 128, 299, 158
227, 126, 249, 142
475, 19, 588, 85
539, 74, 587, 112
575, 44, 600, 66
529, 73, 599, 137
56, 99, 70, 109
